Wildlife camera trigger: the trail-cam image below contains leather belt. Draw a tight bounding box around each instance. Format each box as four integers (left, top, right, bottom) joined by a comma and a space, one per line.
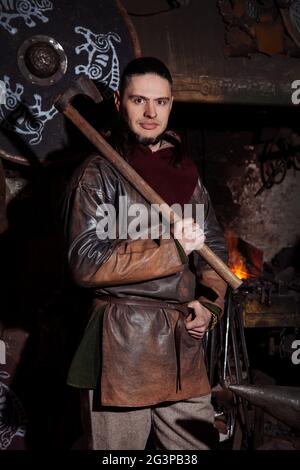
97, 295, 190, 315
97, 295, 193, 392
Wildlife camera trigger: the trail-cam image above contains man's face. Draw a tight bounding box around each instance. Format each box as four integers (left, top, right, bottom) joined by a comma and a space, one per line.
115, 73, 173, 146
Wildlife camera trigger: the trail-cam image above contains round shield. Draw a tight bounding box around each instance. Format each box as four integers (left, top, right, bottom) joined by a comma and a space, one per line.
0, 0, 140, 163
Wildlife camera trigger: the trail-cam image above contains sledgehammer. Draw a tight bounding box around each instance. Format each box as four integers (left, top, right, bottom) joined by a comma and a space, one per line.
55, 75, 242, 290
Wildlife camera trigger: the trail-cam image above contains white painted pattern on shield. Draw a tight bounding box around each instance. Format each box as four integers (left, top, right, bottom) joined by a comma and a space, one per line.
0, 75, 58, 145
75, 26, 121, 97
0, 0, 53, 35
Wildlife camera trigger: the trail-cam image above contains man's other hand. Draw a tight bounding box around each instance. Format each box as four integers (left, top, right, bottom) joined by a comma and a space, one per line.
185, 300, 212, 339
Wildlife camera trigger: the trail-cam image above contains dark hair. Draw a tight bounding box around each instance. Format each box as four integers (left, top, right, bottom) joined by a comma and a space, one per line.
119, 57, 173, 97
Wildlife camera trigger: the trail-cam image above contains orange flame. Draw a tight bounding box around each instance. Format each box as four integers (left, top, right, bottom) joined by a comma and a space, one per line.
231, 257, 249, 280
225, 231, 250, 280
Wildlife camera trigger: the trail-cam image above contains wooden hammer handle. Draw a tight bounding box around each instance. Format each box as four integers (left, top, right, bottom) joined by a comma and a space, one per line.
63, 103, 242, 290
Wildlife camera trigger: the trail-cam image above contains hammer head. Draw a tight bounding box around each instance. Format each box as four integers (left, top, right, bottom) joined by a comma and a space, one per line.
55, 75, 103, 112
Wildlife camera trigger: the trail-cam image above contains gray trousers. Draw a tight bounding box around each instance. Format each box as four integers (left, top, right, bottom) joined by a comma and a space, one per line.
81, 391, 217, 450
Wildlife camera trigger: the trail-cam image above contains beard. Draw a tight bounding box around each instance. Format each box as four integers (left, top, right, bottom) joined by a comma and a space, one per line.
120, 112, 165, 147
132, 132, 164, 146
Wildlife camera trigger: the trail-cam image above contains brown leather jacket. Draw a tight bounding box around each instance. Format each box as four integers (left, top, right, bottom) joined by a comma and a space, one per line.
66, 152, 228, 407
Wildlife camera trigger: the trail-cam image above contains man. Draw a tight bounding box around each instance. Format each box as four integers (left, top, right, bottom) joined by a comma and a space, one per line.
66, 57, 228, 450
